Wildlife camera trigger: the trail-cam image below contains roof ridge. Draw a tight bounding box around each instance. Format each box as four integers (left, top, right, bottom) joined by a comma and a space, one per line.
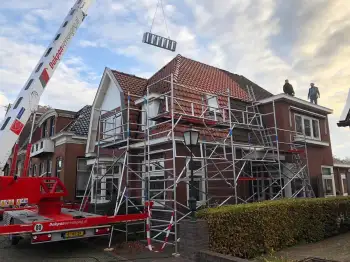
173, 54, 182, 82
111, 70, 146, 80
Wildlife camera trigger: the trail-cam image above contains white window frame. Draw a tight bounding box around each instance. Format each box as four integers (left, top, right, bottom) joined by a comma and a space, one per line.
206, 94, 219, 112
294, 113, 321, 141
321, 165, 336, 197
185, 158, 207, 207
76, 158, 92, 198
341, 173, 348, 196
47, 160, 52, 177
141, 100, 160, 130
102, 113, 122, 139
142, 158, 165, 207
39, 162, 46, 177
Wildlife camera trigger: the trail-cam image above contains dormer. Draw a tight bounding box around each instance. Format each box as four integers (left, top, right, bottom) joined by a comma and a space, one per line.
135, 93, 163, 130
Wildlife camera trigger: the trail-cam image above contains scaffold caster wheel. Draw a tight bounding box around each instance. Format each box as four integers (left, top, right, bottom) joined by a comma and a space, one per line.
8, 219, 21, 246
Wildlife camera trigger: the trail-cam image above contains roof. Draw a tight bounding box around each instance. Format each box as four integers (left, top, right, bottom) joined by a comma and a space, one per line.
111, 71, 147, 96
258, 93, 333, 114
333, 157, 350, 168
222, 71, 273, 100
147, 55, 249, 100
63, 105, 92, 136
338, 89, 350, 127
106, 54, 279, 142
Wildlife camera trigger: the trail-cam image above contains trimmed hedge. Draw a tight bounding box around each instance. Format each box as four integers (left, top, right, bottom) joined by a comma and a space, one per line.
197, 197, 350, 259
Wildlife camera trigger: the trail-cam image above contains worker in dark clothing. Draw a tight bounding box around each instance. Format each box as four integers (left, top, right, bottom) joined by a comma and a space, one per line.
308, 83, 320, 105
283, 79, 295, 96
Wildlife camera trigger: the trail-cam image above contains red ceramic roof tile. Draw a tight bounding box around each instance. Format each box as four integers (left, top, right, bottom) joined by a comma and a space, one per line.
109, 55, 251, 141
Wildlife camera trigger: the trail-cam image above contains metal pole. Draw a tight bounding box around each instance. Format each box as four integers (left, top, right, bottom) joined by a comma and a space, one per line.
227, 88, 238, 204
190, 138, 195, 220
171, 73, 179, 254
272, 100, 282, 198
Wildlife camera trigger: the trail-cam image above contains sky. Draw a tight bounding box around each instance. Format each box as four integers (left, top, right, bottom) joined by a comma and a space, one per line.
0, 0, 349, 158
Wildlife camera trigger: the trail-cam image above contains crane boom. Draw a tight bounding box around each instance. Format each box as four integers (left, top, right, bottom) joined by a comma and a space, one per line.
0, 0, 94, 171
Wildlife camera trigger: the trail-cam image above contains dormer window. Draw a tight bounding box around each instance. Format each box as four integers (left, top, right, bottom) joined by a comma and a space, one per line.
141, 96, 161, 130
206, 94, 219, 112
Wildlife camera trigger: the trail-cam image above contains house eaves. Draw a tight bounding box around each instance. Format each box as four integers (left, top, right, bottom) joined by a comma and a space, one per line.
257, 93, 333, 114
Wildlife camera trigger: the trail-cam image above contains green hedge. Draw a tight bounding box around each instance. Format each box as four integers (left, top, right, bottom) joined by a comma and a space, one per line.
197, 197, 350, 259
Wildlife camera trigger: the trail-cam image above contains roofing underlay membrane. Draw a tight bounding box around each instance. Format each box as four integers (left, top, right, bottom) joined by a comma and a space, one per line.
340, 88, 350, 122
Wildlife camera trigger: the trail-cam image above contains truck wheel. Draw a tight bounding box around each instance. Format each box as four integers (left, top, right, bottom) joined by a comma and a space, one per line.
8, 219, 21, 246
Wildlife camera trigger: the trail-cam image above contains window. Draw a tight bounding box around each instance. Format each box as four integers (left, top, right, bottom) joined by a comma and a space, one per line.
341, 173, 348, 196
322, 166, 335, 197
49, 117, 55, 136
24, 79, 34, 90
42, 120, 47, 138
35, 62, 43, 73
55, 157, 63, 178
39, 162, 46, 177
295, 115, 303, 134
1, 117, 11, 130
16, 161, 23, 176
294, 114, 320, 140
206, 94, 219, 112
54, 34, 61, 41
13, 97, 23, 110
141, 100, 160, 130
102, 114, 122, 139
32, 164, 37, 177
76, 158, 91, 198
186, 159, 206, 205
47, 160, 52, 177
62, 21, 68, 27
142, 159, 165, 206
44, 47, 52, 57
70, 9, 76, 15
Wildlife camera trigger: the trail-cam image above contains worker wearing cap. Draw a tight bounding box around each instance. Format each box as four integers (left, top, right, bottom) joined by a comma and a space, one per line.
308, 83, 320, 105
283, 79, 295, 96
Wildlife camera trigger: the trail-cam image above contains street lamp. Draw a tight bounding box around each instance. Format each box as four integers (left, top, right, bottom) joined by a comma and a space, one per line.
183, 124, 199, 220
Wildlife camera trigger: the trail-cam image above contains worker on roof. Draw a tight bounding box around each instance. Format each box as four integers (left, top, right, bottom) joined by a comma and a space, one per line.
308, 83, 320, 105
283, 79, 295, 96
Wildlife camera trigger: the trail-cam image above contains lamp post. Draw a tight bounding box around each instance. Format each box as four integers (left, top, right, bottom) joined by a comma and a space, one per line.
183, 124, 199, 220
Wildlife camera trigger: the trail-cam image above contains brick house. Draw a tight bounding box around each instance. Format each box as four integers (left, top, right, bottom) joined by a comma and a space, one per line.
333, 158, 350, 196
6, 105, 92, 201
84, 54, 339, 218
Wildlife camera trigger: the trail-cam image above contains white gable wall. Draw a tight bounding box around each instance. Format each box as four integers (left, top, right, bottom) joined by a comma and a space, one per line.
86, 68, 123, 155
101, 79, 121, 112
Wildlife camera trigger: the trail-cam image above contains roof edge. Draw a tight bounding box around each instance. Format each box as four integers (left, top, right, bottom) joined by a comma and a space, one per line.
257, 93, 333, 114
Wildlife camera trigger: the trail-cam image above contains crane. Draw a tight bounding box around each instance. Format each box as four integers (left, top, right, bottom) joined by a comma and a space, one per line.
0, 0, 157, 246
0, 0, 93, 171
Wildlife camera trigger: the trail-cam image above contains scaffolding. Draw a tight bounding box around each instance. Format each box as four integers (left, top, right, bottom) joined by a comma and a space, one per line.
82, 73, 314, 254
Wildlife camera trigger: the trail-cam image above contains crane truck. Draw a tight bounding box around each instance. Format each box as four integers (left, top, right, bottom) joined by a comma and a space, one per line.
0, 0, 155, 246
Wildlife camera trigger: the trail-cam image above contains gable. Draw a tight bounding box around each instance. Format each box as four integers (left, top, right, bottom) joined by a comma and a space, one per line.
101, 78, 122, 112
340, 89, 350, 121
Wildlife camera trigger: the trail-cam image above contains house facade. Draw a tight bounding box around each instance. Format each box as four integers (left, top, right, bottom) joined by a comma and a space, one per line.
84, 54, 339, 219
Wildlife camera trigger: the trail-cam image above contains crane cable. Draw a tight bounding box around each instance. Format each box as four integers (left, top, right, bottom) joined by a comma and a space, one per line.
149, 0, 170, 38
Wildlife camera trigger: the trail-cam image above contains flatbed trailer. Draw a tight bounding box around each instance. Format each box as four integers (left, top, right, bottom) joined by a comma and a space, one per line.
0, 207, 148, 245
0, 175, 152, 245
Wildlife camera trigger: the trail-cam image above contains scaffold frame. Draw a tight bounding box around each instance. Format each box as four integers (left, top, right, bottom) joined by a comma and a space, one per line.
81, 73, 315, 254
